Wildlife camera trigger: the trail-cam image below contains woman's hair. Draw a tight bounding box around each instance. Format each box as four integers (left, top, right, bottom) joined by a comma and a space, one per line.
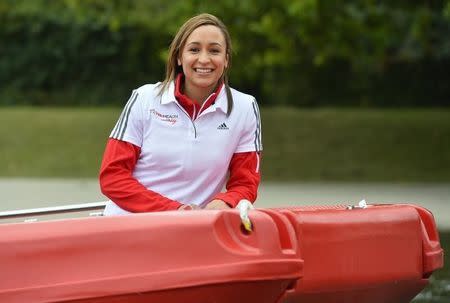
158, 13, 233, 115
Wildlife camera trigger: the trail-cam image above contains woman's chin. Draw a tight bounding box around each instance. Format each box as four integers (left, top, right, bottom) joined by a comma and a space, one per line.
192, 80, 217, 90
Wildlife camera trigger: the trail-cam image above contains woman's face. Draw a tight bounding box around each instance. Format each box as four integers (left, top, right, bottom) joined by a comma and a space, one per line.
178, 25, 228, 99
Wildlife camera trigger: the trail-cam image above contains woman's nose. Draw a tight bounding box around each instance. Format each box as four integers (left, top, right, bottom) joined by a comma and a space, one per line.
198, 51, 210, 63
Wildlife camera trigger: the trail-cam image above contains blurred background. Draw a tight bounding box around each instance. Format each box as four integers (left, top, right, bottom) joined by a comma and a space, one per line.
0, 1, 449, 301
1, 1, 449, 107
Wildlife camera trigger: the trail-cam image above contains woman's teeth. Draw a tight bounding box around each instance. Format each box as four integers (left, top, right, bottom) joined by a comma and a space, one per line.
195, 68, 213, 73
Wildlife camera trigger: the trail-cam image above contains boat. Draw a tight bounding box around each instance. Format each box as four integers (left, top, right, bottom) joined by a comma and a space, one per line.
0, 202, 444, 303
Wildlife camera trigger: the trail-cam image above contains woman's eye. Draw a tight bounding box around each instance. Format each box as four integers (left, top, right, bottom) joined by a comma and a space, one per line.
210, 49, 220, 54
189, 48, 200, 53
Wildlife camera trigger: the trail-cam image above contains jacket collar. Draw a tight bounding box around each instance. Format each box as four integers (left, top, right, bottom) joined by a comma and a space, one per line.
160, 78, 228, 114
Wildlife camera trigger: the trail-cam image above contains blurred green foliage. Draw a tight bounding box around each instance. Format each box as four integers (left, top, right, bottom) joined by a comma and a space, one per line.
0, 0, 449, 106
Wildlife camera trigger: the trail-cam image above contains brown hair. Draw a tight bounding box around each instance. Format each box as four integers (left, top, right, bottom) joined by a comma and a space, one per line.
158, 13, 233, 115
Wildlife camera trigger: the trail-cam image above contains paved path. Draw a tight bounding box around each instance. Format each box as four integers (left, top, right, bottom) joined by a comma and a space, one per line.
1, 178, 449, 230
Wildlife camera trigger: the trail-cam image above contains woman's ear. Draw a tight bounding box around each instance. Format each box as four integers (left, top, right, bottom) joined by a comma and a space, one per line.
177, 58, 182, 66
225, 53, 229, 69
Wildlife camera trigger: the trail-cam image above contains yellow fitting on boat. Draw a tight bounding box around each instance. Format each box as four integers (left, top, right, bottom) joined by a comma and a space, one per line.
242, 218, 253, 232
237, 199, 254, 232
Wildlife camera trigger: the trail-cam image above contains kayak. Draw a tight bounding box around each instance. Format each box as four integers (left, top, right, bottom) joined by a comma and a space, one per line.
0, 203, 443, 303
271, 204, 444, 303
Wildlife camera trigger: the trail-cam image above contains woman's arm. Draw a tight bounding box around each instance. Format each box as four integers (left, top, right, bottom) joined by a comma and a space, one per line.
209, 151, 261, 208
99, 138, 183, 212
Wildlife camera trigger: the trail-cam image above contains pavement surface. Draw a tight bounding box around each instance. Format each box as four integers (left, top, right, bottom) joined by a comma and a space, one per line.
1, 178, 449, 230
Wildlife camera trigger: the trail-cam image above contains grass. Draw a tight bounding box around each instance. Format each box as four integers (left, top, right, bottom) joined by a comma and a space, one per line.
1, 106, 449, 181
0, 107, 117, 177
262, 107, 450, 181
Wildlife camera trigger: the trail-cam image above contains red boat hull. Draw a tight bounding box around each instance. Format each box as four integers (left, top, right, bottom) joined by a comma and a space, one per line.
0, 204, 443, 303
0, 210, 302, 303
271, 204, 443, 303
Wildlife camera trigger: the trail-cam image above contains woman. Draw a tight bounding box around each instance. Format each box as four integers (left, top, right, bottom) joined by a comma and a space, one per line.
100, 13, 262, 215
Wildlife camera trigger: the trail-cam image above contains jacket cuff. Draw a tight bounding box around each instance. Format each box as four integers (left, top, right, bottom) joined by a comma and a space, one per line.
212, 193, 240, 208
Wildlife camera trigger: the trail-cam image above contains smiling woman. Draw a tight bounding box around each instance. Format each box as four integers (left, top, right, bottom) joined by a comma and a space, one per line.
178, 25, 228, 104
99, 13, 263, 215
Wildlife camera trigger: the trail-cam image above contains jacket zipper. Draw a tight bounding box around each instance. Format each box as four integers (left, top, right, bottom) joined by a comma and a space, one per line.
175, 103, 197, 138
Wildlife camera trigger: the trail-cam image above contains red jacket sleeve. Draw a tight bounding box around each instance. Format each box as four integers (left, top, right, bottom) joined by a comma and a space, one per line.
99, 138, 182, 212
213, 151, 261, 208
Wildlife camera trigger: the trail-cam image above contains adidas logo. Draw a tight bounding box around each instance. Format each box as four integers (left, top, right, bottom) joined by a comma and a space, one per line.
217, 122, 229, 130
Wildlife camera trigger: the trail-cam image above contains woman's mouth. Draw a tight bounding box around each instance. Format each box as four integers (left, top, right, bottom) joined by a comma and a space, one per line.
194, 68, 214, 74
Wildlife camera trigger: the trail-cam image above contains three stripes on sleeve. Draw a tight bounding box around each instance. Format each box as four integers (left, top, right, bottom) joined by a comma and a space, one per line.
111, 90, 139, 140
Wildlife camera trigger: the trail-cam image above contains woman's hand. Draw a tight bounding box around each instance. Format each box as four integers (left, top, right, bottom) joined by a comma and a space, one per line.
204, 199, 231, 210
178, 204, 200, 211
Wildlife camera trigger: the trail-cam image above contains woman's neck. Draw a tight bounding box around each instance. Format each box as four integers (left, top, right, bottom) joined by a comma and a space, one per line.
183, 82, 217, 105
